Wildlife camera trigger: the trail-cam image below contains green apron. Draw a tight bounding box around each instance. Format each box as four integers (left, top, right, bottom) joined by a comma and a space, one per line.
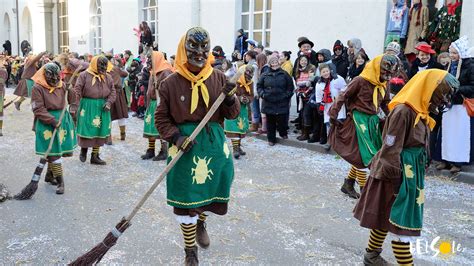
352, 110, 382, 167
143, 99, 159, 137
35, 110, 77, 156
0, 94, 4, 115
166, 122, 234, 209
76, 98, 111, 139
389, 147, 426, 232
224, 104, 249, 134
26, 79, 34, 97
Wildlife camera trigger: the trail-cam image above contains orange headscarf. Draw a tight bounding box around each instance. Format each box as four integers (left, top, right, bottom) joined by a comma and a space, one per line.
237, 65, 252, 94
150, 51, 174, 75
86, 55, 113, 86
31, 66, 63, 94
175, 34, 214, 114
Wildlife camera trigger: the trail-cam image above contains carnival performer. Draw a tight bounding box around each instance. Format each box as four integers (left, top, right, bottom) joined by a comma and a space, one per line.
57, 53, 89, 87
0, 56, 7, 136
354, 69, 457, 265
155, 27, 240, 265
13, 51, 47, 110
31, 62, 77, 194
74, 56, 115, 165
224, 64, 255, 159
329, 54, 398, 199
108, 56, 129, 143
141, 51, 174, 161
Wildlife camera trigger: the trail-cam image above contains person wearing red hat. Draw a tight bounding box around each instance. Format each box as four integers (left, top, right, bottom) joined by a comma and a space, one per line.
408, 42, 443, 79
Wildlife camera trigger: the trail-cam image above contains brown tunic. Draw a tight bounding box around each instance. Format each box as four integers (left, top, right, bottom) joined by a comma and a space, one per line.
146, 69, 173, 104
13, 54, 43, 97
64, 58, 89, 86
73, 71, 116, 148
31, 83, 75, 130
328, 76, 390, 168
155, 70, 240, 216
109, 66, 129, 121
354, 104, 429, 236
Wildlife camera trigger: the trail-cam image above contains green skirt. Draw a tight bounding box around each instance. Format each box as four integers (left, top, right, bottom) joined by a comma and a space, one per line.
224, 104, 249, 135
143, 100, 159, 137
76, 98, 111, 139
26, 79, 34, 97
166, 122, 234, 209
389, 147, 426, 232
352, 110, 382, 167
35, 110, 77, 156
0, 94, 4, 115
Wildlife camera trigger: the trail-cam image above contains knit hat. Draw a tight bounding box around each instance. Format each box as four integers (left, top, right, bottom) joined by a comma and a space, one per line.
268, 55, 279, 66
333, 40, 344, 52
385, 42, 401, 55
450, 36, 471, 59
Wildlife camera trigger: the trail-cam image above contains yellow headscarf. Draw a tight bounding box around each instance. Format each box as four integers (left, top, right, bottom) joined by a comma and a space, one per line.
151, 51, 175, 75
237, 64, 252, 94
175, 35, 214, 114
31, 66, 63, 94
389, 69, 448, 130
86, 55, 113, 86
359, 55, 387, 109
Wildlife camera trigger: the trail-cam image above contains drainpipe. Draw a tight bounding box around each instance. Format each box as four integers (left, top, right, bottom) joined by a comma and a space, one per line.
16, 0, 20, 55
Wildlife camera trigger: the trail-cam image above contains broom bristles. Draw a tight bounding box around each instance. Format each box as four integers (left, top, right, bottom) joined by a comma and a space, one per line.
13, 181, 39, 200
69, 217, 131, 265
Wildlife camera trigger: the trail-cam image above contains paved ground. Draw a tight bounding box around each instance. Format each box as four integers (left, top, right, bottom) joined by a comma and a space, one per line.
0, 88, 473, 265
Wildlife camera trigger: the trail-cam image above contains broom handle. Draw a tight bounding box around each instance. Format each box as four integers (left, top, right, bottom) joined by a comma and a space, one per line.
3, 96, 20, 109
125, 70, 244, 223
41, 66, 83, 160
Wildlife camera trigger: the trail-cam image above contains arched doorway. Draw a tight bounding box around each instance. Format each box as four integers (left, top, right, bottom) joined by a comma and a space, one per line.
90, 0, 102, 55
21, 7, 32, 43
3, 13, 11, 42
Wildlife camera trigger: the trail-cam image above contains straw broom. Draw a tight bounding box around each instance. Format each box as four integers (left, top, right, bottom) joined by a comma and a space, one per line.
69, 69, 244, 265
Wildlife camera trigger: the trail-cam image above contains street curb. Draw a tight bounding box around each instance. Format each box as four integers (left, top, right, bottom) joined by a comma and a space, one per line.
249, 133, 473, 186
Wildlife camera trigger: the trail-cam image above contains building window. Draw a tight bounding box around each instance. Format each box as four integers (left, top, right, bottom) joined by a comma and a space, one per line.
90, 0, 102, 55
241, 0, 271, 47
143, 0, 158, 44
58, 0, 69, 52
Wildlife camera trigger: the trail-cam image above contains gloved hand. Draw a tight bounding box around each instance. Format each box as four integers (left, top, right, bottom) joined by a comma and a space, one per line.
223, 81, 237, 97
52, 119, 61, 128
103, 102, 111, 112
329, 117, 342, 127
175, 135, 196, 153
240, 96, 250, 104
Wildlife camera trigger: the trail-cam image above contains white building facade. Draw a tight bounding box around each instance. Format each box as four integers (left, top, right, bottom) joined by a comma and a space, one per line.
1, 0, 473, 59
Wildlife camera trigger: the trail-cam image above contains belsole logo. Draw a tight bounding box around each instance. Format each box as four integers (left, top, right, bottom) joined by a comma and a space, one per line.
411, 236, 466, 259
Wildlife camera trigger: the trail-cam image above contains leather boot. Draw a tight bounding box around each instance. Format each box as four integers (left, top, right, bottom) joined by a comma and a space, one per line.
120, 126, 126, 140
233, 143, 240, 159
141, 149, 155, 160
363, 248, 390, 266
153, 143, 168, 161
90, 153, 107, 165
297, 127, 310, 141
79, 148, 88, 162
56, 175, 65, 195
307, 134, 319, 143
340, 178, 360, 199
184, 246, 199, 266
196, 220, 210, 249
44, 166, 58, 185
249, 123, 258, 132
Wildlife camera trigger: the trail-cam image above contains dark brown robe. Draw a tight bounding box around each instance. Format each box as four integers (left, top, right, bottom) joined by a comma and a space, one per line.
0, 68, 7, 117
109, 66, 129, 121
14, 54, 43, 97
354, 104, 429, 236
64, 58, 89, 86
146, 69, 173, 104
328, 76, 390, 169
73, 71, 116, 148
155, 70, 240, 216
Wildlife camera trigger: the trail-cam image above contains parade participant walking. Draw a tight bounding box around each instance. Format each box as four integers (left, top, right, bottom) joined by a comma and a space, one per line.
58, 53, 89, 87
329, 54, 398, 199
155, 27, 240, 265
141, 51, 174, 161
108, 57, 129, 143
13, 51, 47, 110
224, 64, 255, 159
30, 63, 77, 194
0, 56, 7, 136
354, 69, 457, 265
74, 56, 115, 165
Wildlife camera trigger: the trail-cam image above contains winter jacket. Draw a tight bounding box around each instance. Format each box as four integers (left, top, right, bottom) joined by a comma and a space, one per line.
234, 34, 248, 57
315, 49, 338, 80
332, 40, 349, 78
257, 68, 294, 115
408, 57, 444, 80
386, 0, 409, 38
451, 58, 474, 105
293, 50, 318, 78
